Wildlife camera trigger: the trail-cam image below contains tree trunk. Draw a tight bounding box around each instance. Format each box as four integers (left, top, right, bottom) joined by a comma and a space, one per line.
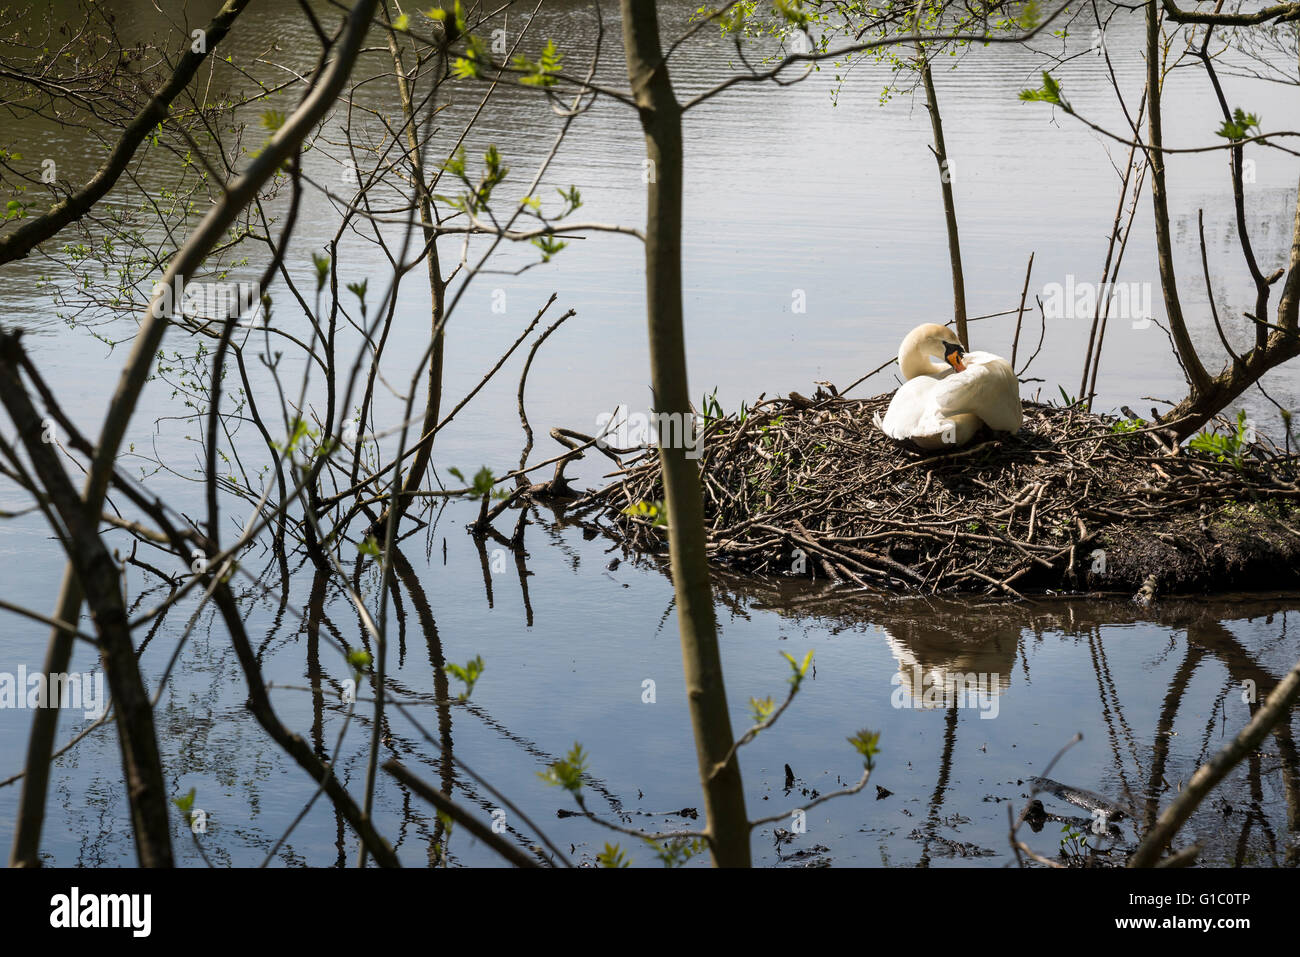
620, 0, 751, 867
371, 13, 447, 536
0, 335, 173, 867
8, 0, 381, 867
1146, 0, 1212, 396
916, 41, 968, 349
1162, 171, 1300, 438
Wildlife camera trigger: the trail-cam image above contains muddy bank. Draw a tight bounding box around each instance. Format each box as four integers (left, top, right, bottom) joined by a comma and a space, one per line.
571, 387, 1300, 598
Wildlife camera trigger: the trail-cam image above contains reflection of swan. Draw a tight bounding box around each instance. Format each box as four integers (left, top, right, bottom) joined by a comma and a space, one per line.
874, 323, 1022, 449
881, 613, 1018, 713
885, 633, 1014, 708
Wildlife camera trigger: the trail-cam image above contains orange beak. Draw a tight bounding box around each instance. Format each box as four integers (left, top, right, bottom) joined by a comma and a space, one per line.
946, 352, 967, 373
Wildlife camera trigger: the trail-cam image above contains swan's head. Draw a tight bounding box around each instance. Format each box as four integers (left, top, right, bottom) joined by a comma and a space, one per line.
900, 323, 966, 379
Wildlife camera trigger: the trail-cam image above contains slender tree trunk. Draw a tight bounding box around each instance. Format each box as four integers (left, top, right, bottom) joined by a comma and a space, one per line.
1142, 3, 1299, 438
1162, 172, 1300, 438
915, 41, 968, 348
1146, 0, 1211, 396
0, 336, 173, 866
620, 0, 750, 867
374, 12, 447, 534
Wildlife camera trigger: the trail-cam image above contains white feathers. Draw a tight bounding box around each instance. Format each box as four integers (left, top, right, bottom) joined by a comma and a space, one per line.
874, 329, 1022, 450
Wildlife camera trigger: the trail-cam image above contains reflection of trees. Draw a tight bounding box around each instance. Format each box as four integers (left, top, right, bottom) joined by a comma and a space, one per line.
695, 564, 1300, 866
1172, 607, 1299, 865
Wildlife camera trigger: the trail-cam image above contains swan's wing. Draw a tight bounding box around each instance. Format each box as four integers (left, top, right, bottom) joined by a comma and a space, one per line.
877, 375, 951, 440
931, 354, 1022, 432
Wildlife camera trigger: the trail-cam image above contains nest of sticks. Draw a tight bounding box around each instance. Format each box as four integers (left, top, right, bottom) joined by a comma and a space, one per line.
569, 385, 1300, 598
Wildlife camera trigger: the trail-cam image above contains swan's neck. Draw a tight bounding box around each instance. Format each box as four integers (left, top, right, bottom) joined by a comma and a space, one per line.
899, 337, 939, 380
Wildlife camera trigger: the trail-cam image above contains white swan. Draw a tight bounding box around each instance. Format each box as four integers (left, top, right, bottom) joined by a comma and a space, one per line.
874, 323, 1022, 450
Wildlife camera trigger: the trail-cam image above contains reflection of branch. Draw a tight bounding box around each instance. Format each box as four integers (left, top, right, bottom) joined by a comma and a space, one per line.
1143, 643, 1205, 829
433, 217, 645, 243
11, 0, 382, 869
518, 306, 578, 475
567, 795, 708, 844
0, 334, 174, 866
387, 699, 574, 867
383, 760, 543, 868
211, 578, 401, 866
1130, 655, 1300, 866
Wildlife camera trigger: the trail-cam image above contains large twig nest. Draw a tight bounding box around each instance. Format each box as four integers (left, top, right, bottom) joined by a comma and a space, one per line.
571, 385, 1300, 598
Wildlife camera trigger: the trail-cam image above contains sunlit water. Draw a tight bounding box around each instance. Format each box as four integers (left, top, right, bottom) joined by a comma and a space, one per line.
0, 0, 1298, 866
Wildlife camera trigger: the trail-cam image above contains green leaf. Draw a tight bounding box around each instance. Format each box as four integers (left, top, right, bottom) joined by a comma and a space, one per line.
597, 842, 630, 868
512, 38, 564, 87
440, 145, 467, 178
780, 649, 814, 687
311, 251, 330, 291
538, 743, 589, 793
644, 835, 706, 868
426, 1, 465, 42
848, 728, 881, 769
453, 33, 490, 80
444, 655, 485, 700
1019, 72, 1070, 111
773, 0, 810, 28
1215, 107, 1261, 141
622, 499, 666, 527
530, 235, 567, 262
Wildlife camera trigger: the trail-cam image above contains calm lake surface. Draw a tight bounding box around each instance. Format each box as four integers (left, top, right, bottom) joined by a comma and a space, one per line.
1, 0, 1298, 866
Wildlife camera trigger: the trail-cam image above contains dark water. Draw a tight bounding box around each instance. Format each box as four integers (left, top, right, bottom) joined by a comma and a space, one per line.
0, 1, 1298, 866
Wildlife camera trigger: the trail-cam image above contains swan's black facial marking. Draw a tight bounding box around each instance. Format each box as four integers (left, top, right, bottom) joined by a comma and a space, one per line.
942, 340, 966, 372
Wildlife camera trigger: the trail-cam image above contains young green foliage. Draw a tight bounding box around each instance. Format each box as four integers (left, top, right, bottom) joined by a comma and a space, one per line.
622, 500, 667, 527
1188, 410, 1253, 470
1019, 72, 1071, 112
511, 38, 564, 87
538, 743, 589, 794
646, 835, 707, 868
781, 649, 814, 689
749, 695, 776, 725
448, 465, 509, 498
597, 842, 631, 867
848, 728, 881, 770
347, 649, 373, 675
444, 655, 485, 700
426, 1, 466, 42
1216, 107, 1261, 141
